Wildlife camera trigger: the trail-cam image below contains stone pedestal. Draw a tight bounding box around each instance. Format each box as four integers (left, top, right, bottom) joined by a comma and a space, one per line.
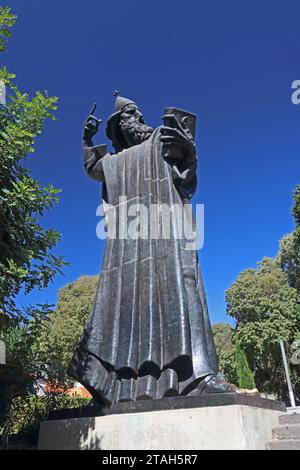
38, 394, 285, 450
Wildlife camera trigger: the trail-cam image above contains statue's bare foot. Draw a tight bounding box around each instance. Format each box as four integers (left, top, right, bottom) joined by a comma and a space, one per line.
194, 374, 259, 395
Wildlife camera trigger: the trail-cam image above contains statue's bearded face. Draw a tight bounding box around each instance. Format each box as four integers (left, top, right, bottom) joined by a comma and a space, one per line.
120, 104, 154, 147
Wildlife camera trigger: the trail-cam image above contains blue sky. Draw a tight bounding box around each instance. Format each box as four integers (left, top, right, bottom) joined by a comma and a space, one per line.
3, 0, 300, 324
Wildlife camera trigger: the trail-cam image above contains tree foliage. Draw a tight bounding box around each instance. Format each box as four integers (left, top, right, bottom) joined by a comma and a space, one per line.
226, 257, 300, 400
37, 275, 99, 383
212, 323, 237, 384
277, 185, 300, 292
0, 303, 54, 446
235, 341, 256, 389
0, 7, 70, 446
2, 304, 53, 386
0, 395, 90, 449
0, 6, 16, 52
0, 7, 67, 317
212, 323, 233, 353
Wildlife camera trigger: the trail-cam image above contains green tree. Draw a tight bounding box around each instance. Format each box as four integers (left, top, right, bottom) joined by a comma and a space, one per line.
1, 304, 53, 390
37, 275, 99, 384
277, 185, 300, 292
212, 323, 238, 384
226, 257, 300, 399
1, 274, 98, 431
0, 395, 90, 449
0, 303, 54, 447
235, 341, 256, 389
212, 323, 234, 353
0, 6, 66, 318
0, 7, 69, 446
0, 298, 94, 448
0, 6, 16, 52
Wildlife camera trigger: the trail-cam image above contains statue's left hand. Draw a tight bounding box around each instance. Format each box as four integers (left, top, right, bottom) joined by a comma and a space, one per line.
160, 114, 196, 161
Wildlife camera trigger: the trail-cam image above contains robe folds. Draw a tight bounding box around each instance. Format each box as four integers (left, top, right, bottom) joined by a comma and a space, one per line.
68, 128, 218, 403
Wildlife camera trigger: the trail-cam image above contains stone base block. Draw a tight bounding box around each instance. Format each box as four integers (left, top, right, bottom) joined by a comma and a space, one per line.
38, 395, 284, 450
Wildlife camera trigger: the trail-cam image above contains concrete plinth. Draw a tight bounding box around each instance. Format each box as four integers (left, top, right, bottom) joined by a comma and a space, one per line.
38, 394, 285, 450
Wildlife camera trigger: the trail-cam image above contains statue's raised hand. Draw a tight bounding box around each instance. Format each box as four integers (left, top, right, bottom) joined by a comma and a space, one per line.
83, 103, 102, 143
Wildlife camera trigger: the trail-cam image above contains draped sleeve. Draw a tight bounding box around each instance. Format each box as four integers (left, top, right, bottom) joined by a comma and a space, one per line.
83, 144, 109, 182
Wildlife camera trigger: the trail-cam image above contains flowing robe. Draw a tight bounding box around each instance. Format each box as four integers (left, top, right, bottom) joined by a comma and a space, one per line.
68, 128, 218, 403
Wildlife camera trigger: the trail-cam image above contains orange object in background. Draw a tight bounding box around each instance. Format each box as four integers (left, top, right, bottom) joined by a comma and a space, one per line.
42, 379, 91, 398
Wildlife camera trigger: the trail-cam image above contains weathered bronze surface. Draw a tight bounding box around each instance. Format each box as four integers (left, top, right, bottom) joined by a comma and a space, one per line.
68, 95, 236, 404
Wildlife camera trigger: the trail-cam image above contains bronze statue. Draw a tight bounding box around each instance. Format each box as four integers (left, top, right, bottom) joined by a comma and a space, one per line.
68, 93, 238, 404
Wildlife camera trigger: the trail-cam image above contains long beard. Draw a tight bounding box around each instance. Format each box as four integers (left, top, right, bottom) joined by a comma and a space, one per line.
120, 120, 154, 146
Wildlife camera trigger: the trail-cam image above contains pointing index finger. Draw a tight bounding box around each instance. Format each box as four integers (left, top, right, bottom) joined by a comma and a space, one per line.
89, 103, 97, 116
